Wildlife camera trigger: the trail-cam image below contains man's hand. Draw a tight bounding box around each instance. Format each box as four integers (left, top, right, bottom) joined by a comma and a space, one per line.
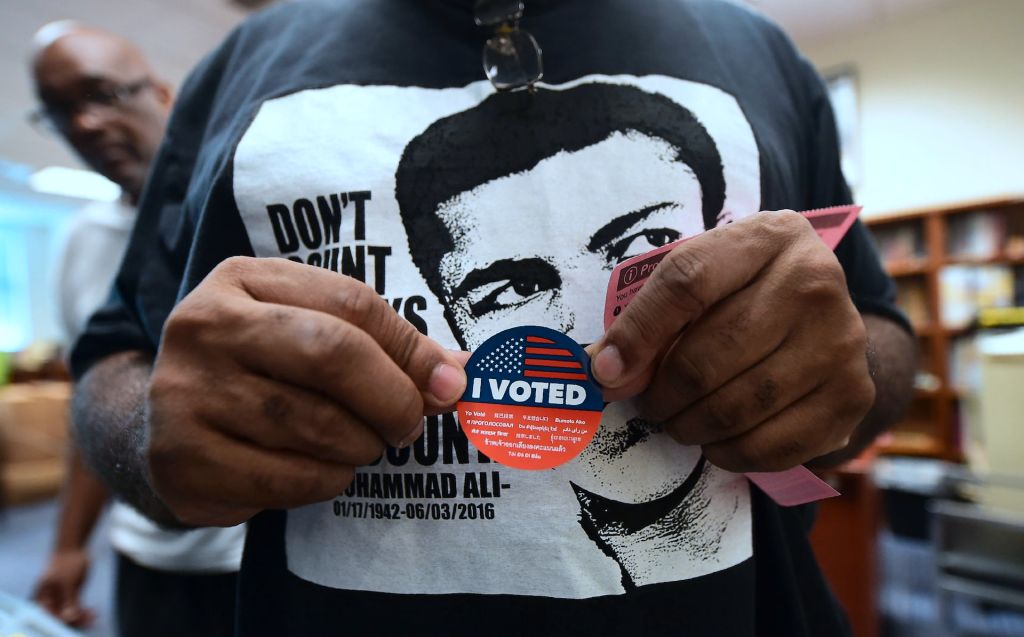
588, 211, 875, 473
33, 549, 95, 628
147, 257, 467, 526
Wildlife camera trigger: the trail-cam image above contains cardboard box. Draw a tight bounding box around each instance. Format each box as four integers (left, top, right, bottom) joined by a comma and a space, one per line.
0, 382, 71, 504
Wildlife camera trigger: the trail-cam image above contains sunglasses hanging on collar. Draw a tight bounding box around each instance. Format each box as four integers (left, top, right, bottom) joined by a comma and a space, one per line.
474, 0, 544, 91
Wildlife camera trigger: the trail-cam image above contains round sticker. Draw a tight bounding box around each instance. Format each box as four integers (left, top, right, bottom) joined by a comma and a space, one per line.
457, 326, 604, 470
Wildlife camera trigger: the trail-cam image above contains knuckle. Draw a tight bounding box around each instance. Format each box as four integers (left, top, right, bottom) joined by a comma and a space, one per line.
329, 466, 356, 495
161, 303, 206, 345
753, 377, 780, 411
293, 463, 348, 504
314, 321, 362, 372
212, 255, 256, 281
770, 437, 807, 470
722, 307, 753, 340
275, 462, 320, 504
790, 268, 844, 304
823, 432, 851, 456
146, 428, 200, 491
703, 443, 748, 473
823, 326, 869, 379
259, 392, 294, 425
665, 347, 712, 399
310, 411, 388, 466
701, 392, 740, 433
728, 441, 765, 471
844, 319, 869, 354
145, 411, 174, 452
807, 249, 845, 280
706, 433, 807, 474
663, 420, 689, 445
763, 209, 810, 236
846, 374, 876, 413
388, 320, 423, 371
826, 437, 850, 456
656, 249, 709, 316
163, 295, 240, 348
146, 438, 176, 481
298, 400, 345, 445
331, 283, 426, 369
338, 466, 356, 490
823, 383, 872, 445
147, 370, 191, 418
820, 256, 848, 286
294, 473, 327, 504
348, 440, 386, 467
622, 304, 668, 348
843, 305, 869, 333
742, 436, 803, 472
390, 393, 425, 435
334, 280, 381, 321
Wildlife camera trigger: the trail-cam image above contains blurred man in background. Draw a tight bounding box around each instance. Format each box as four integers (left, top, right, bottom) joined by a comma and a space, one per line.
28, 22, 244, 637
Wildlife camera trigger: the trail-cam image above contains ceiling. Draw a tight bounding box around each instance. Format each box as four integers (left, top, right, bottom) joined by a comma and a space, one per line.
741, 0, 962, 45
1, 0, 961, 175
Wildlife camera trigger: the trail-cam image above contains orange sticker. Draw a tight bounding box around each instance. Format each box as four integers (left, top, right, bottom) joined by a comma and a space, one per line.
458, 326, 603, 470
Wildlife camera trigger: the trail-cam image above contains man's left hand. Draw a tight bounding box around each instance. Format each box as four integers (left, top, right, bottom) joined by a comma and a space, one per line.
588, 210, 875, 473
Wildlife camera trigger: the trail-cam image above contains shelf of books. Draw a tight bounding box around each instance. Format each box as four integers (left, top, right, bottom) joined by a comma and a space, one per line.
865, 196, 1024, 460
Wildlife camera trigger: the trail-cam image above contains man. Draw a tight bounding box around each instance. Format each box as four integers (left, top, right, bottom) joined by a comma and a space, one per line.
29, 22, 244, 636
70, 1, 916, 635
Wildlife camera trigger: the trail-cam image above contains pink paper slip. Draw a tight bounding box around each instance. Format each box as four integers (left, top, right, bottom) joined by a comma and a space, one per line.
602, 205, 860, 506
803, 205, 861, 251
603, 205, 862, 331
746, 466, 839, 507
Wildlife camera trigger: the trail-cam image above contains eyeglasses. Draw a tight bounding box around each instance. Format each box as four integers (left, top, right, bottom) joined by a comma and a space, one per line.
474, 0, 543, 92
29, 77, 154, 134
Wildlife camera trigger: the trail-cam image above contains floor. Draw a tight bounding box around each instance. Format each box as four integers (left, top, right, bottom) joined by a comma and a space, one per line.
3, 500, 1024, 637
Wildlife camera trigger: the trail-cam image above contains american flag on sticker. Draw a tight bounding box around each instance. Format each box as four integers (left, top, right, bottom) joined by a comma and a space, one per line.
458, 324, 603, 470
474, 335, 590, 381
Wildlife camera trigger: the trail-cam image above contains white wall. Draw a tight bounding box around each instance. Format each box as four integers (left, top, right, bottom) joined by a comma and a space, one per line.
804, 0, 1024, 218
1, 0, 246, 172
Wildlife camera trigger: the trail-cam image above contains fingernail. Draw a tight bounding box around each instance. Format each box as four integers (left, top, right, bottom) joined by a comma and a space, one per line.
428, 363, 466, 404
397, 420, 424, 449
593, 345, 624, 386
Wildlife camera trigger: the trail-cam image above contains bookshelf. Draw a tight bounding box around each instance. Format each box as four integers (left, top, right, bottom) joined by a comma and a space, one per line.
865, 196, 1024, 460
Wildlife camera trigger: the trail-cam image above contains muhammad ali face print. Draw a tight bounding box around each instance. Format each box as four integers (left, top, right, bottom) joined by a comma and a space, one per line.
233, 75, 760, 597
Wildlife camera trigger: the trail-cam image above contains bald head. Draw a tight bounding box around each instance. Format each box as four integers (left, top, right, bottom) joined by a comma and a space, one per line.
30, 22, 173, 202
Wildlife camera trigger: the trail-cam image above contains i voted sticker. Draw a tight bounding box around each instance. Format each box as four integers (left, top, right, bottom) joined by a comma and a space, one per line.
457, 326, 604, 470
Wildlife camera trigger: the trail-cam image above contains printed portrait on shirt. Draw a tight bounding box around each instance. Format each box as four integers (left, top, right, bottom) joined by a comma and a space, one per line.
235, 75, 761, 597
395, 82, 746, 590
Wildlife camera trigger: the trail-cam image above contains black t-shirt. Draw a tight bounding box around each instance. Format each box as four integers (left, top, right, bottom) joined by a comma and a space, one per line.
74, 1, 907, 635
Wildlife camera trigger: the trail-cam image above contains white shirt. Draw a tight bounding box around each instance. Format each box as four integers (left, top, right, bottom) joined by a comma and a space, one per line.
55, 200, 135, 341
57, 199, 246, 573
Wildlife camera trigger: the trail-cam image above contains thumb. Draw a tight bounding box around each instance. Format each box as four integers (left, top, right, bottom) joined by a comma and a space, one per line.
585, 342, 656, 402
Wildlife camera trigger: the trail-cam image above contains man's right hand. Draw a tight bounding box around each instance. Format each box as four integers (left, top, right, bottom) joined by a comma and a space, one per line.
147, 257, 467, 526
33, 549, 95, 628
